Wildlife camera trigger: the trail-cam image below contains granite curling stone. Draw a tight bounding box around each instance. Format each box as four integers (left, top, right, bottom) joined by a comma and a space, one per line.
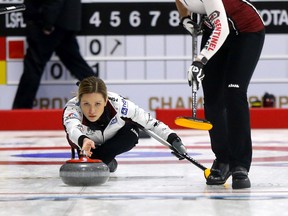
59, 156, 110, 186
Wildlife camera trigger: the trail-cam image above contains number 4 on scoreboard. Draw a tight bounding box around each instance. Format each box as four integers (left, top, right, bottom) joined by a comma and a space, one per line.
89, 11, 101, 27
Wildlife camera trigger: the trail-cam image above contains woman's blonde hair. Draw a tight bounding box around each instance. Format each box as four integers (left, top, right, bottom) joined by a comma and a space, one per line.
77, 76, 107, 101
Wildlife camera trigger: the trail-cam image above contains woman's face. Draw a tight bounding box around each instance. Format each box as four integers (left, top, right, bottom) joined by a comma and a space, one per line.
80, 93, 107, 122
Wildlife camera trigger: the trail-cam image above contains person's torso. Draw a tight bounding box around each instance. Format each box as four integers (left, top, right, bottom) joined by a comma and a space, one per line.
24, 0, 81, 31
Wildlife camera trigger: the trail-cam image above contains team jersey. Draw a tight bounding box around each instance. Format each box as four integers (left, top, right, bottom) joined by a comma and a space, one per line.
179, 0, 264, 61
63, 91, 175, 149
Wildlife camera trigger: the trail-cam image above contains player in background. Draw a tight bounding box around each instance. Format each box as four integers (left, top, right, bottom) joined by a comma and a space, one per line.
12, 0, 95, 109
175, 0, 265, 189
63, 76, 188, 172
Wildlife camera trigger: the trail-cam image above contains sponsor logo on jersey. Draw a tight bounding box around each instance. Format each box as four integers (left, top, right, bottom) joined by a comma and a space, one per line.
228, 84, 240, 88
209, 10, 220, 22
130, 128, 139, 137
86, 128, 95, 135
206, 11, 222, 52
109, 96, 118, 102
65, 112, 78, 121
121, 98, 128, 115
121, 107, 128, 115
76, 124, 84, 132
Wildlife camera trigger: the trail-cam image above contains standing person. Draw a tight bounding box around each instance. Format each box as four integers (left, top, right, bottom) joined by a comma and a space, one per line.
175, 0, 265, 189
63, 76, 188, 172
12, 0, 95, 109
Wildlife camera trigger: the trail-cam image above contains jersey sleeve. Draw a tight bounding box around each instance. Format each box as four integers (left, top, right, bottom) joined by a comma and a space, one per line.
112, 93, 176, 141
199, 0, 230, 61
62, 97, 85, 149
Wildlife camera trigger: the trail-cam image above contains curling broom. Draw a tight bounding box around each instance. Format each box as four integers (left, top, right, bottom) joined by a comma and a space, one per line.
175, 13, 212, 131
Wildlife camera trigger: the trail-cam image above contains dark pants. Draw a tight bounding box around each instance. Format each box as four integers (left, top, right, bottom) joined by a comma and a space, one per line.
12, 23, 95, 109
201, 30, 265, 171
85, 123, 139, 165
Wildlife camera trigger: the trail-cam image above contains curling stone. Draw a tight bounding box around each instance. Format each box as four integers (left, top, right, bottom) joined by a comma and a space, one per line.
59, 156, 110, 186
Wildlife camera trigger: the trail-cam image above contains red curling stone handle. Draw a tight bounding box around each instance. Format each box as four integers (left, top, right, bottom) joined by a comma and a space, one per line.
66, 156, 103, 163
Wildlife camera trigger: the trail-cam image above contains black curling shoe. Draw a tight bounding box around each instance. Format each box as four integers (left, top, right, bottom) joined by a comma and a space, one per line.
206, 160, 231, 185
232, 166, 251, 189
107, 159, 118, 173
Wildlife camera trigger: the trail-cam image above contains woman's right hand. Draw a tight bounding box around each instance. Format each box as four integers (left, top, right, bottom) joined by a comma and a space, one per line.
81, 138, 96, 157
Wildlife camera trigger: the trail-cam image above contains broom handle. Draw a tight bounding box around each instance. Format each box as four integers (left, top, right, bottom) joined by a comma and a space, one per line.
191, 13, 199, 118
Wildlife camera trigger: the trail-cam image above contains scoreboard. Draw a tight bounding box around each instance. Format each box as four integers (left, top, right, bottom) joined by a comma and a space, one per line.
1, 1, 192, 86
0, 0, 288, 110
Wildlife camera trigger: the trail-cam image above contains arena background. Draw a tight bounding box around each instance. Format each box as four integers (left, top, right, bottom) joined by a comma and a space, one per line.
0, 0, 288, 116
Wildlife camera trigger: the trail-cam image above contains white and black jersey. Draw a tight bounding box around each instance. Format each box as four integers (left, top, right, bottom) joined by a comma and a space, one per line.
63, 92, 176, 150
179, 0, 264, 61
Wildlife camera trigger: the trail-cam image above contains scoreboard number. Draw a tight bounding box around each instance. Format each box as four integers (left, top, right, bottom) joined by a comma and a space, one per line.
89, 11, 101, 27
50, 63, 63, 79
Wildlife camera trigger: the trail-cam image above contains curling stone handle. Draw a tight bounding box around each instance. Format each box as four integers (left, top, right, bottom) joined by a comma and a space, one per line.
80, 149, 87, 157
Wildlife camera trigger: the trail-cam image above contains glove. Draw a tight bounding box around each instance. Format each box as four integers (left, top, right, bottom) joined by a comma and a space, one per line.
170, 138, 187, 160
188, 61, 205, 90
180, 16, 200, 36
